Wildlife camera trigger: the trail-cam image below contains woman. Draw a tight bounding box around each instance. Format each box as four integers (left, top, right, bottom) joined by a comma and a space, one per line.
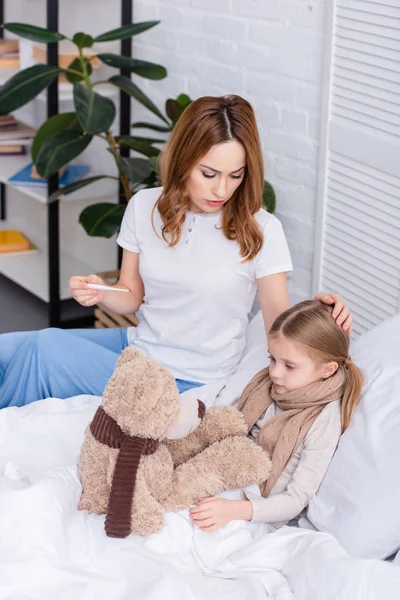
0, 95, 352, 408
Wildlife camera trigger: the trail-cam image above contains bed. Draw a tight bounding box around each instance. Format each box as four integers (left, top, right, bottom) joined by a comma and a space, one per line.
0, 312, 399, 600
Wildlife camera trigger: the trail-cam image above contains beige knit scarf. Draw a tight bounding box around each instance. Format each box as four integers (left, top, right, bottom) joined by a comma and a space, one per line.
237, 367, 346, 497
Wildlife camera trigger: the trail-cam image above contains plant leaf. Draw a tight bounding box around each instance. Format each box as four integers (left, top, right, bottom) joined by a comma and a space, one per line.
31, 112, 82, 163
263, 180, 276, 214
176, 93, 192, 109
132, 121, 172, 132
108, 75, 168, 124
73, 32, 94, 48
120, 134, 164, 144
79, 202, 126, 238
49, 175, 114, 202
165, 94, 192, 125
66, 57, 92, 84
73, 83, 116, 134
115, 135, 161, 158
118, 157, 152, 184
94, 21, 159, 42
36, 131, 93, 177
165, 99, 181, 124
0, 64, 62, 115
97, 54, 166, 80
3, 22, 65, 43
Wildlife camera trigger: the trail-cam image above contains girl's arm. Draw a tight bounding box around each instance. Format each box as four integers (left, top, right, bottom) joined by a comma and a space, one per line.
257, 274, 353, 334
190, 404, 341, 531
189, 497, 253, 532
245, 404, 342, 525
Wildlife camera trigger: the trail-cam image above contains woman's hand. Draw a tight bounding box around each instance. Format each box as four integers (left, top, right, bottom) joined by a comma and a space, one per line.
189, 497, 253, 532
69, 274, 105, 307
314, 292, 353, 333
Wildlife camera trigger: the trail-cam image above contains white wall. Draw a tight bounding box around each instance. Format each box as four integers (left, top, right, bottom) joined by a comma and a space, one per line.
132, 0, 327, 302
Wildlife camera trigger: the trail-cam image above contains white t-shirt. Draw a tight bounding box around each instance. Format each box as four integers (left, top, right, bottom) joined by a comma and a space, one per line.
117, 187, 292, 383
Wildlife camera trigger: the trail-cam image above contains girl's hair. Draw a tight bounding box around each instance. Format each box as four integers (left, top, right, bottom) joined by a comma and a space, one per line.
269, 300, 363, 433
154, 94, 265, 262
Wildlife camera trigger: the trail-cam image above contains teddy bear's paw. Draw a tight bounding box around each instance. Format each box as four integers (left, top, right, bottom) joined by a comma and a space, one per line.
184, 435, 271, 494
78, 497, 92, 512
200, 406, 248, 442
78, 495, 107, 515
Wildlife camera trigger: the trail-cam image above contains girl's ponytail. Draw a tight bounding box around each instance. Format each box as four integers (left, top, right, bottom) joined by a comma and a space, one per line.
340, 360, 364, 433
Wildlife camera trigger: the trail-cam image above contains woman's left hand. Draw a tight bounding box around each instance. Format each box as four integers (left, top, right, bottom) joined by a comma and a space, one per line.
314, 292, 353, 333
189, 497, 252, 532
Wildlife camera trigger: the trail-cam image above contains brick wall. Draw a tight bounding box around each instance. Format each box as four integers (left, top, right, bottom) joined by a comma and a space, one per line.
132, 0, 327, 302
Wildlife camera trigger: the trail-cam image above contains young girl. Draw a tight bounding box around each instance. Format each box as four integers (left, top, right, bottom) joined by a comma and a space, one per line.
0, 95, 351, 408
190, 300, 363, 532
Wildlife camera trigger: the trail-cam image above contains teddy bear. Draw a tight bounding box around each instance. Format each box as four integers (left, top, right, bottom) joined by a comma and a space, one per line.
78, 347, 271, 537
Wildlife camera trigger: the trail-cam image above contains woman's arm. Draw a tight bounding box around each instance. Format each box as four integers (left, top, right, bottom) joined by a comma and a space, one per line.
100, 249, 144, 314
257, 273, 353, 334
257, 273, 291, 334
69, 249, 144, 314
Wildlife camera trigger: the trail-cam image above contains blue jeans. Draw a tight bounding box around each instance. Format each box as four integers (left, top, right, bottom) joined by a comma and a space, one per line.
0, 328, 203, 409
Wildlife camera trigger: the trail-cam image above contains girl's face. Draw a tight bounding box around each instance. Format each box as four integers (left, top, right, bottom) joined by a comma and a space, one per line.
267, 333, 337, 395
186, 140, 246, 214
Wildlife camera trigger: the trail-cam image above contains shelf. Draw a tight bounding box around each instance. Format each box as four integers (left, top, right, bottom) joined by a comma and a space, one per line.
0, 155, 119, 203
0, 68, 119, 102
0, 219, 99, 302
0, 0, 131, 327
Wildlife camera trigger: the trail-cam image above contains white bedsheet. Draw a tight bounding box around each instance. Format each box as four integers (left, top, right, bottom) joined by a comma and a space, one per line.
0, 395, 399, 600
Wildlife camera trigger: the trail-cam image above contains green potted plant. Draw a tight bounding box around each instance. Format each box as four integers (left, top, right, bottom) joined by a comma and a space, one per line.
0, 20, 276, 244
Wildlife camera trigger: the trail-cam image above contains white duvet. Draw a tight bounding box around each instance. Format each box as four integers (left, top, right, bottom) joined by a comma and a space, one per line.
0, 395, 399, 600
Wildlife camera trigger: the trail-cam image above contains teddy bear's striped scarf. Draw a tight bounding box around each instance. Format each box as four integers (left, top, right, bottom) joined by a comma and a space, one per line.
90, 406, 159, 538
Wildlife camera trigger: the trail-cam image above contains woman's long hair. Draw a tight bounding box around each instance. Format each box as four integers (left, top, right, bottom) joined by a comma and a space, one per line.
269, 300, 364, 433
154, 95, 265, 261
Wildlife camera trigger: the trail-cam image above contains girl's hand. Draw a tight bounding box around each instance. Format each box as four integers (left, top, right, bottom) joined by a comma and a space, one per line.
314, 292, 353, 333
189, 497, 253, 532
69, 274, 105, 307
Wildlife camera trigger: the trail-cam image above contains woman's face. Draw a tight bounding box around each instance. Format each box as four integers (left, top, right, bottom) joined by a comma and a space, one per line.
186, 140, 246, 214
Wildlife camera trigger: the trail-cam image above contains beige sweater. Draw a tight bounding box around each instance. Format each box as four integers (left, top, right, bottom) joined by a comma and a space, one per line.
245, 399, 342, 528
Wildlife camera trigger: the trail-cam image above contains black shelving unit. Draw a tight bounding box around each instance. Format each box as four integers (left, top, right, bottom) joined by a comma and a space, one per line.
0, 0, 132, 328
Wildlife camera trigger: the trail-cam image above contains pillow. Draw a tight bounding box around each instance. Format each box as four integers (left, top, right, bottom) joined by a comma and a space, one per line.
306, 313, 400, 560
216, 311, 268, 406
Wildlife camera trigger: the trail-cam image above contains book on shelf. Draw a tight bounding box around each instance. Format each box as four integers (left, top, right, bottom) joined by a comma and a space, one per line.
8, 162, 90, 188
0, 115, 19, 128
0, 39, 19, 54
0, 118, 36, 141
0, 144, 27, 156
0, 229, 39, 256
0, 39, 20, 68
0, 138, 32, 147
0, 56, 20, 68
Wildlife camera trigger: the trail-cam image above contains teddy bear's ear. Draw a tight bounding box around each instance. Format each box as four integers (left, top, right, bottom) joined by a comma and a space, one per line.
115, 347, 143, 369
